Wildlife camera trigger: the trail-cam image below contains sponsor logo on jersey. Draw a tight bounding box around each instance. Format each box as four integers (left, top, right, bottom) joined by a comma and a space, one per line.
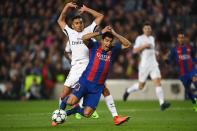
71, 40, 83, 45
178, 54, 191, 60
96, 52, 111, 61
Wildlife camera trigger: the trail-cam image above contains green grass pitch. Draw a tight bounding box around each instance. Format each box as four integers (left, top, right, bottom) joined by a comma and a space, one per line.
0, 100, 197, 131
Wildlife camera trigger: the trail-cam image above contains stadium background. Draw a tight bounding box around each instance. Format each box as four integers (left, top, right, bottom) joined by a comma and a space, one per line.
0, 0, 197, 99
0, 0, 197, 131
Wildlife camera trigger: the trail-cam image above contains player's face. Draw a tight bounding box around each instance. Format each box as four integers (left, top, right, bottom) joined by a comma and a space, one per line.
177, 34, 185, 45
72, 18, 84, 32
101, 37, 113, 51
143, 25, 152, 36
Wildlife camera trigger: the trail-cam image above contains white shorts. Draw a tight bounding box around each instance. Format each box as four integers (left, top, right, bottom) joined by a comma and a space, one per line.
138, 65, 161, 83
64, 62, 88, 88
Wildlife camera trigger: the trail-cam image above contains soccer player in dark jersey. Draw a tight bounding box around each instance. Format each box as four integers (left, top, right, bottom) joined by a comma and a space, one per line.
61, 26, 131, 125
168, 30, 197, 111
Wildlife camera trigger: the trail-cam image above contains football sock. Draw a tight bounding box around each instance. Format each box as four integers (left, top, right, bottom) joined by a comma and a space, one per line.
155, 86, 164, 105
66, 106, 84, 116
59, 97, 62, 107
79, 97, 84, 108
127, 83, 140, 93
60, 96, 69, 110
104, 95, 118, 117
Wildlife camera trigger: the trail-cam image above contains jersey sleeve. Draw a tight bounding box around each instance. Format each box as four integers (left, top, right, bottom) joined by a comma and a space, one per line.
87, 38, 98, 49
133, 37, 141, 49
84, 21, 97, 33
63, 25, 74, 36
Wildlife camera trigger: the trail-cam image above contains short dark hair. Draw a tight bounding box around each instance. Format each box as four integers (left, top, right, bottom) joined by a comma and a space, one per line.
102, 32, 114, 40
177, 29, 185, 36
143, 21, 151, 27
71, 15, 83, 22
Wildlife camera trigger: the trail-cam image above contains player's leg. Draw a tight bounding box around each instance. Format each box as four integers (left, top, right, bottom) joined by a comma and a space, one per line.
181, 76, 196, 104
123, 66, 148, 101
103, 86, 130, 125
75, 97, 83, 119
59, 85, 72, 110
151, 67, 170, 111
67, 84, 104, 117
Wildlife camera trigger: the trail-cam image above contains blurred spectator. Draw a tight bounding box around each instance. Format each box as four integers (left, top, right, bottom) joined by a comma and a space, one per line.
0, 0, 196, 99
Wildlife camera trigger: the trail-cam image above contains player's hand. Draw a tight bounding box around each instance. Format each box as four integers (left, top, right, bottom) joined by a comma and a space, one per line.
78, 5, 88, 14
101, 26, 112, 34
143, 43, 152, 49
66, 2, 77, 8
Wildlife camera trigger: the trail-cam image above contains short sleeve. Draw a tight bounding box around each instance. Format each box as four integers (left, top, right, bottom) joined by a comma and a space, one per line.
63, 25, 74, 36
87, 38, 98, 49
134, 37, 141, 49
84, 21, 97, 33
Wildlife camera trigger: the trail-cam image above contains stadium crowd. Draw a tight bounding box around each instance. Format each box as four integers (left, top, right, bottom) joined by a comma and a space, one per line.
0, 0, 196, 99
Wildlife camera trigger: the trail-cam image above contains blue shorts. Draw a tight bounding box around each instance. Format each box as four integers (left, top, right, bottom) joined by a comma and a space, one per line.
180, 68, 197, 88
72, 80, 104, 110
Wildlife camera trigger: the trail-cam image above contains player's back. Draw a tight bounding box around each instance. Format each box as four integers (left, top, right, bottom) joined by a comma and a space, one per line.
134, 34, 158, 68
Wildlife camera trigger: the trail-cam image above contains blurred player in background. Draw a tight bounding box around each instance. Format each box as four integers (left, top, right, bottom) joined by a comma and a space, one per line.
55, 1, 128, 126
61, 26, 130, 125
167, 30, 197, 111
123, 22, 170, 111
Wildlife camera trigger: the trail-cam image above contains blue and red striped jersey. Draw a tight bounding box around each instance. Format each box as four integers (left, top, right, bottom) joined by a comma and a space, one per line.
169, 43, 196, 76
79, 39, 121, 85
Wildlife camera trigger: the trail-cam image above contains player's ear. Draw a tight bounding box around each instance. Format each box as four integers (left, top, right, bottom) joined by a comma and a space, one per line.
71, 24, 74, 29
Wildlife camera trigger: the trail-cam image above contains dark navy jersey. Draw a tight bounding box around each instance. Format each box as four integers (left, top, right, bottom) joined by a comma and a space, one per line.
79, 39, 121, 85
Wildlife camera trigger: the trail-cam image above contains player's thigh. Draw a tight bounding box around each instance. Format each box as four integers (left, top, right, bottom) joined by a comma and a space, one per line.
138, 67, 150, 83
61, 85, 72, 98
83, 106, 94, 117
102, 85, 110, 97
67, 94, 80, 105
64, 66, 84, 88
71, 83, 86, 103
83, 85, 104, 110
150, 66, 161, 80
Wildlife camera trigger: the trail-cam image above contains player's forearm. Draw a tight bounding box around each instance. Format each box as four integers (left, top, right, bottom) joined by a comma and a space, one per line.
113, 33, 131, 49
57, 5, 70, 29
82, 32, 101, 43
85, 7, 104, 25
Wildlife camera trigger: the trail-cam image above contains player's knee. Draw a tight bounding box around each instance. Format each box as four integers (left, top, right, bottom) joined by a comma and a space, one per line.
67, 95, 78, 106
83, 110, 93, 118
102, 87, 110, 97
139, 83, 145, 90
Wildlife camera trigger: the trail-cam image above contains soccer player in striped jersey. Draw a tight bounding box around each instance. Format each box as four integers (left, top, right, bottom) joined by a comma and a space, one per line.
53, 2, 129, 126
168, 31, 197, 111
60, 26, 130, 125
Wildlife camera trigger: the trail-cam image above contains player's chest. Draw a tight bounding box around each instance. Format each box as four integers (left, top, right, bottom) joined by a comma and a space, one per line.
93, 48, 113, 62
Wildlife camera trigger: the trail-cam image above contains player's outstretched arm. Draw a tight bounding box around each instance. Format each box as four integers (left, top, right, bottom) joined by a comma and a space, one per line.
111, 29, 131, 49
79, 5, 104, 25
82, 26, 111, 44
57, 2, 77, 30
